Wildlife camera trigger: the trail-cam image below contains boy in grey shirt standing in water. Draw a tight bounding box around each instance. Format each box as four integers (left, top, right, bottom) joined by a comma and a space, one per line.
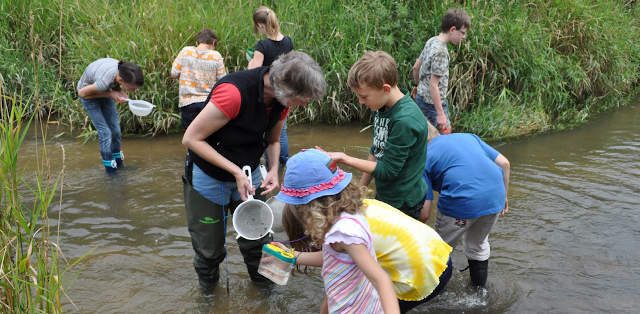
412, 8, 470, 134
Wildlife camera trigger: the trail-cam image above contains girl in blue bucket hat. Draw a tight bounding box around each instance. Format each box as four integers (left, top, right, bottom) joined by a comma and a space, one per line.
276, 148, 453, 314
276, 149, 400, 313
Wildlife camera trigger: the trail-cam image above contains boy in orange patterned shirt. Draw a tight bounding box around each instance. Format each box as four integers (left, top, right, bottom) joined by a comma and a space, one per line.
171, 29, 227, 128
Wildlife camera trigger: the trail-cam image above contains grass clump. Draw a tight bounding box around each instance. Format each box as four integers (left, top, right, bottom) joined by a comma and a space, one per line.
0, 91, 70, 312
0, 58, 82, 310
1, 0, 639, 140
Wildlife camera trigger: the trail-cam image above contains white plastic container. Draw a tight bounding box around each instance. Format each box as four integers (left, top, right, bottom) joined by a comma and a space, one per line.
257, 243, 296, 285
125, 98, 155, 117
266, 197, 285, 232
233, 166, 274, 240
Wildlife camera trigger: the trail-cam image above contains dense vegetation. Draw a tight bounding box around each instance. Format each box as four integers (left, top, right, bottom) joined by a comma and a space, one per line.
0, 93, 74, 312
1, 0, 639, 139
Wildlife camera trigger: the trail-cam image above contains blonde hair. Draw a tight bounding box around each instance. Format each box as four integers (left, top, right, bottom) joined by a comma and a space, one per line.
252, 6, 280, 38
287, 183, 365, 246
347, 50, 398, 90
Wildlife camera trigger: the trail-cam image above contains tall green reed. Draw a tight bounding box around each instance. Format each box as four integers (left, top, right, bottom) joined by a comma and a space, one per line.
0, 91, 67, 312
0, 25, 81, 310
1, 0, 639, 139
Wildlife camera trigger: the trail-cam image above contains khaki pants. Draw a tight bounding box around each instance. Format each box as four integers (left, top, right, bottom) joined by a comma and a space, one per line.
434, 211, 499, 261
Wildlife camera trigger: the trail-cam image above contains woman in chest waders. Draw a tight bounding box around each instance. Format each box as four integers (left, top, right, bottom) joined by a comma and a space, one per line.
181, 51, 327, 294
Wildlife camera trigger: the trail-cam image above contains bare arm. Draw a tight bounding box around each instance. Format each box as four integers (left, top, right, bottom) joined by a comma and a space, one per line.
247, 50, 265, 69
295, 251, 323, 267
494, 153, 510, 215
412, 58, 422, 84
411, 59, 422, 98
270, 242, 323, 267
170, 73, 180, 79
419, 199, 432, 222
337, 243, 399, 313
358, 153, 377, 186
326, 152, 377, 178
321, 294, 328, 314
261, 119, 284, 194
182, 102, 253, 200
78, 84, 126, 102
429, 74, 447, 129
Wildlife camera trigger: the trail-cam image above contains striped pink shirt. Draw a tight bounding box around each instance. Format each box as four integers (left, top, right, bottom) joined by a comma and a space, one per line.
321, 213, 382, 313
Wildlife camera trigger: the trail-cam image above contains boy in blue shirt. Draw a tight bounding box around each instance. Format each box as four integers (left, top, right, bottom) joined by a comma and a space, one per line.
422, 123, 510, 293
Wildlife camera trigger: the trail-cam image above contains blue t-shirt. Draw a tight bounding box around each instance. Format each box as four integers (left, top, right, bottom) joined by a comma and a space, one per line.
423, 133, 505, 219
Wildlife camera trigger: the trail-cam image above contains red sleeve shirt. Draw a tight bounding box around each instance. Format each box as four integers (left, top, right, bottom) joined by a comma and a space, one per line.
210, 83, 289, 121
210, 83, 241, 119
281, 107, 290, 120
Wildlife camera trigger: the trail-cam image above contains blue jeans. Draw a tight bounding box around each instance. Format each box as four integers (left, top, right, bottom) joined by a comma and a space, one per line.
415, 94, 449, 129
192, 163, 263, 206
81, 97, 121, 161
264, 118, 289, 169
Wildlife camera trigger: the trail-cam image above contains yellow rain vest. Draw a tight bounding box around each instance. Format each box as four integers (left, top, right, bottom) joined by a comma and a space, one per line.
363, 199, 452, 301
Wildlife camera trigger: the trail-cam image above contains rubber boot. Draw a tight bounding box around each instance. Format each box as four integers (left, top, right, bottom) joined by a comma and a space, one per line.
238, 233, 273, 285
103, 159, 117, 175
468, 259, 488, 287
468, 259, 489, 301
113, 151, 124, 168
184, 177, 227, 296
195, 255, 220, 296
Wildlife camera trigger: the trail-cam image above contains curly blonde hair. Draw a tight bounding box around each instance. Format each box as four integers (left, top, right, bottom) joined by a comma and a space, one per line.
287, 183, 366, 246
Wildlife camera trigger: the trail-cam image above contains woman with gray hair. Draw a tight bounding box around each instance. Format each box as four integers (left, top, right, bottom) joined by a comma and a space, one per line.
181, 50, 326, 294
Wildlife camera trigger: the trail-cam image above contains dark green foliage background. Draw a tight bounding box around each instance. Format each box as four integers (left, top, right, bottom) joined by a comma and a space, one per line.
1, 0, 638, 139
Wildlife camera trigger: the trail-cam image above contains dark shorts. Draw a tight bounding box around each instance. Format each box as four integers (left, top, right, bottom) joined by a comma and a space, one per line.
397, 199, 426, 220
398, 257, 452, 313
180, 101, 207, 129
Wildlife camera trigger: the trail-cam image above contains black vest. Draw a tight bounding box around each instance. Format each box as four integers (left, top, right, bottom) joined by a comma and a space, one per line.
191, 67, 285, 181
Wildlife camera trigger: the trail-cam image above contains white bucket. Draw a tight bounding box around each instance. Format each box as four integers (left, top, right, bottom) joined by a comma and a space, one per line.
232, 166, 274, 240
266, 197, 285, 232
126, 98, 155, 117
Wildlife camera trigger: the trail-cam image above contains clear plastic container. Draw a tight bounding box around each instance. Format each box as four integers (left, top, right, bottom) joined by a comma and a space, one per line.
257, 244, 296, 285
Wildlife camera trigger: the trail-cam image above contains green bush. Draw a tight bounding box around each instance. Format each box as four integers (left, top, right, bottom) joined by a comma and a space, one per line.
1, 0, 639, 139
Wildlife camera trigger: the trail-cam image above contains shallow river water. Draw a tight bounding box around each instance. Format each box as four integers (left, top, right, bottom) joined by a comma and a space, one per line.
19, 102, 640, 313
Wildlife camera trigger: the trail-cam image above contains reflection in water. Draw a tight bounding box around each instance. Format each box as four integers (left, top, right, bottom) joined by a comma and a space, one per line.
19, 103, 640, 312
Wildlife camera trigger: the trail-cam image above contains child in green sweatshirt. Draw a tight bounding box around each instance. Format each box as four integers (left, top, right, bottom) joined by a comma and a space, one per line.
325, 51, 429, 220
